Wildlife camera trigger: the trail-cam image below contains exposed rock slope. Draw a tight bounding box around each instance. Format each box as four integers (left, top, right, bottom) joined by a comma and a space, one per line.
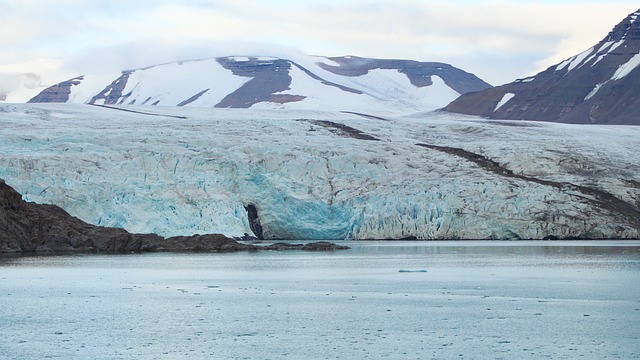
445, 9, 640, 125
27, 76, 85, 104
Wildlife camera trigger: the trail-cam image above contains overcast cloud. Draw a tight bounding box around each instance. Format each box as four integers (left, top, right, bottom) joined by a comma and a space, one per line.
0, 0, 638, 90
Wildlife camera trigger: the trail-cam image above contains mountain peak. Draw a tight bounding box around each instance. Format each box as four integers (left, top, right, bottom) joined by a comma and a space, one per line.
605, 9, 640, 42
444, 9, 640, 125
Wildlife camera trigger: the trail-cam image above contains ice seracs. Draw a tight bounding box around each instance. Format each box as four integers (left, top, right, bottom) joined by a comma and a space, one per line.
0, 104, 638, 240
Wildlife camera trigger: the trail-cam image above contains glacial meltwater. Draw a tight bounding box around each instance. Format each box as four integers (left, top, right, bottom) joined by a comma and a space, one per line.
1, 241, 639, 359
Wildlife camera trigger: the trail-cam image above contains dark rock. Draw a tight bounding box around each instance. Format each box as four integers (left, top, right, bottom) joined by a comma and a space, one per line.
214, 57, 306, 108
0, 177, 163, 253
262, 241, 349, 251
177, 88, 210, 106
27, 76, 84, 103
302, 119, 380, 141
89, 71, 132, 105
444, 9, 640, 125
244, 204, 264, 240
301, 241, 350, 251
157, 234, 257, 252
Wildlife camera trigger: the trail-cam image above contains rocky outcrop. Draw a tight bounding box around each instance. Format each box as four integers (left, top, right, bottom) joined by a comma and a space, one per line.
214, 57, 306, 108
0, 178, 158, 252
27, 76, 84, 103
0, 179, 348, 253
89, 71, 133, 105
444, 9, 640, 125
244, 204, 264, 240
262, 241, 349, 251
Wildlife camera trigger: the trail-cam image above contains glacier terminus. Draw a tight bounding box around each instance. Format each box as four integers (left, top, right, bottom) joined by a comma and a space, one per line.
0, 104, 639, 240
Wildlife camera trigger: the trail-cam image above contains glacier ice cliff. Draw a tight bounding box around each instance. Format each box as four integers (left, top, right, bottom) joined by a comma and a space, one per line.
0, 178, 348, 253
0, 104, 639, 240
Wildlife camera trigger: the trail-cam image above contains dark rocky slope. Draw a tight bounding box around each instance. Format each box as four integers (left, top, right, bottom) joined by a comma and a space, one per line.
444, 9, 640, 125
0, 179, 347, 253
27, 76, 84, 104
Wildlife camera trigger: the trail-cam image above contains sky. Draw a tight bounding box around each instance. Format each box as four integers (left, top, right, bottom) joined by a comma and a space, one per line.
0, 0, 638, 96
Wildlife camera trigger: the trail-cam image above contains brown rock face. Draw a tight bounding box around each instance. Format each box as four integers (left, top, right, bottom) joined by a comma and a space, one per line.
27, 76, 84, 103
444, 9, 640, 125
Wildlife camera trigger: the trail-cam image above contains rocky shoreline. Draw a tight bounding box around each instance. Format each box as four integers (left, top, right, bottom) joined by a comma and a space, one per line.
0, 179, 348, 254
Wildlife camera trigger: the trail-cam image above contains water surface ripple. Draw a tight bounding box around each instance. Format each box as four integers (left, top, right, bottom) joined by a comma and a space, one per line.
1, 241, 639, 359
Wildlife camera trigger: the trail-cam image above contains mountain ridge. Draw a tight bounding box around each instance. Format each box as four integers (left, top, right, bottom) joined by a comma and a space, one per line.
444, 9, 640, 125
25, 54, 491, 114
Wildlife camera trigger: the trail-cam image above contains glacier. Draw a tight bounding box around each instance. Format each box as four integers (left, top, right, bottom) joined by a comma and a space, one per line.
0, 104, 639, 240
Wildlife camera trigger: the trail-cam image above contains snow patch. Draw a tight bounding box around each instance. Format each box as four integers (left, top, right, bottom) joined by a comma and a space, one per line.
589, 41, 613, 67
584, 83, 604, 101
567, 47, 594, 72
256, 56, 279, 61
591, 40, 626, 67
608, 40, 625, 54
611, 52, 640, 81
118, 59, 249, 106
347, 69, 459, 110
314, 57, 341, 67
555, 58, 573, 72
556, 47, 595, 73
494, 93, 515, 111
258, 67, 459, 113
228, 56, 250, 62
583, 42, 610, 67
68, 73, 120, 104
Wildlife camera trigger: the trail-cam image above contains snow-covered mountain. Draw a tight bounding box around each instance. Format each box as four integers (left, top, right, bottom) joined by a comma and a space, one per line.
25, 55, 490, 114
1, 104, 638, 240
445, 9, 640, 125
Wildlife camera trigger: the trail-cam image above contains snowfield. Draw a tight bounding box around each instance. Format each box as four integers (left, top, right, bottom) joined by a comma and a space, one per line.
0, 104, 639, 240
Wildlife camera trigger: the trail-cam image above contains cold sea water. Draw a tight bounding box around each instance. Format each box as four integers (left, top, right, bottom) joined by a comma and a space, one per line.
1, 240, 639, 360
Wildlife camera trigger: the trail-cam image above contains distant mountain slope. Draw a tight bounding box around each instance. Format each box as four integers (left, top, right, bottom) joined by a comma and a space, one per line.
444, 9, 640, 125
26, 54, 491, 114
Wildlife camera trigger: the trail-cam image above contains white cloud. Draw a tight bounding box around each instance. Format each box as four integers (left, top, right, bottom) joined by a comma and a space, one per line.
0, 0, 637, 88
0, 58, 62, 96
